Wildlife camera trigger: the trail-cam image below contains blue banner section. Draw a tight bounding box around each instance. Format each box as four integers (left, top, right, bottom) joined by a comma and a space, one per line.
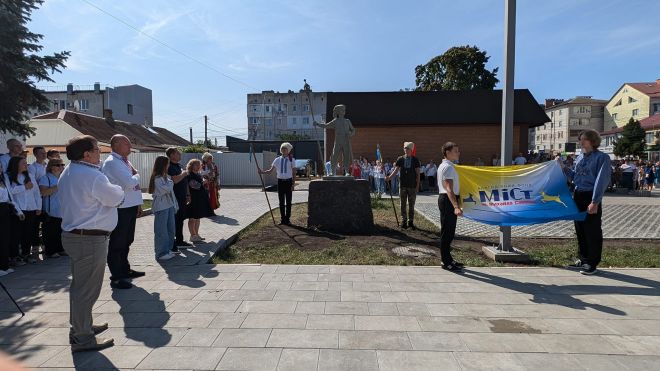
456, 161, 586, 226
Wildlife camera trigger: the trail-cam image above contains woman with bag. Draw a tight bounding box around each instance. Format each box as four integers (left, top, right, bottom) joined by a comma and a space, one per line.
39, 158, 66, 258
7, 157, 41, 265
149, 156, 179, 260
186, 159, 214, 243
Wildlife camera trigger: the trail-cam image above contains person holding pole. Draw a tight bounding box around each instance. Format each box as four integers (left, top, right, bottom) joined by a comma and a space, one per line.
386, 142, 420, 229
558, 129, 611, 276
437, 142, 464, 272
258, 142, 296, 225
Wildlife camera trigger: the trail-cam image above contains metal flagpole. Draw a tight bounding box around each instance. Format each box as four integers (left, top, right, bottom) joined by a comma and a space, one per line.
303, 80, 326, 177
499, 0, 516, 252
0, 282, 25, 317
252, 145, 277, 225
387, 164, 400, 226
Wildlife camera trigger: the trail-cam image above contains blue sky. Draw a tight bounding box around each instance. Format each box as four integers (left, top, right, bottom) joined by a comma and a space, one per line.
31, 0, 660, 144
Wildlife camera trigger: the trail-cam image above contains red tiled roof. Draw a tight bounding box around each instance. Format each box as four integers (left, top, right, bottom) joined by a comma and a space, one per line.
627, 80, 660, 97
601, 113, 660, 136
31, 110, 189, 151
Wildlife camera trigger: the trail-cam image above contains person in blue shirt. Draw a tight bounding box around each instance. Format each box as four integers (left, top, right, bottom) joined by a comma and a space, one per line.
558, 129, 611, 275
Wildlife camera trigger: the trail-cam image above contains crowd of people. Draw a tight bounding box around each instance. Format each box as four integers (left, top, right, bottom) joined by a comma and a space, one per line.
0, 135, 222, 351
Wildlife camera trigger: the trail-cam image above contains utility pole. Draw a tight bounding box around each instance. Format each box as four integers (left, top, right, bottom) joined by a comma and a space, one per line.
189, 127, 193, 144
204, 115, 208, 146
214, 138, 218, 147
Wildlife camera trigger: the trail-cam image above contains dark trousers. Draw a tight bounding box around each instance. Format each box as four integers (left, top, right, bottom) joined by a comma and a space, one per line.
10, 210, 36, 257
573, 191, 603, 267
43, 215, 64, 255
438, 193, 458, 266
0, 203, 11, 270
427, 176, 436, 191
174, 197, 187, 244
277, 179, 293, 222
107, 206, 138, 280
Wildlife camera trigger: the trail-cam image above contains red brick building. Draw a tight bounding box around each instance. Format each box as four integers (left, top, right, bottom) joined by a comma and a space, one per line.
324, 90, 549, 165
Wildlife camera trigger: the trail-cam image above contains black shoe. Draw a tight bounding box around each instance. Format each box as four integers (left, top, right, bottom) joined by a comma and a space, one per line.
442, 263, 463, 272
451, 261, 464, 268
128, 270, 145, 278
401, 222, 408, 229
171, 249, 182, 255
110, 279, 133, 289
176, 241, 192, 249
580, 264, 598, 275
408, 221, 416, 230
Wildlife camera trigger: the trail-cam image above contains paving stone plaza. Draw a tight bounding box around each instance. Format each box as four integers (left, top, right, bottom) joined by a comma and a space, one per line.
1, 187, 659, 370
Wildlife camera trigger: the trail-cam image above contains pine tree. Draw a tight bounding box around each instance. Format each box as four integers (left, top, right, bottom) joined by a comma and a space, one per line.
613, 118, 646, 159
0, 0, 70, 137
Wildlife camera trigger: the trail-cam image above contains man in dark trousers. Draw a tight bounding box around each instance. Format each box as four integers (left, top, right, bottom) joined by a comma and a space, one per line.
559, 129, 611, 275
437, 142, 464, 271
166, 147, 190, 251
386, 142, 420, 229
102, 135, 144, 289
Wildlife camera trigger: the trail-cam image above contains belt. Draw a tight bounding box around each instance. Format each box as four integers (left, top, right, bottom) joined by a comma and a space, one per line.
68, 229, 111, 236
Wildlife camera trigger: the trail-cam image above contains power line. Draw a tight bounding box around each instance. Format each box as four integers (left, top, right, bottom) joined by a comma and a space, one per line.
80, 0, 259, 91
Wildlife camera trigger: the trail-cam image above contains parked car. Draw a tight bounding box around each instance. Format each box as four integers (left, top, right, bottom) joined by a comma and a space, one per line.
294, 159, 314, 177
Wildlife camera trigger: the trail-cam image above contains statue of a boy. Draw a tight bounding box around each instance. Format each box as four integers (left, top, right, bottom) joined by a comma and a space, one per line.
314, 104, 355, 176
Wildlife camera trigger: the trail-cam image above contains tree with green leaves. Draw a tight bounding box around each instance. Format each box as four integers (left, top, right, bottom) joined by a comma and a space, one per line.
0, 0, 69, 137
415, 45, 498, 91
613, 118, 646, 159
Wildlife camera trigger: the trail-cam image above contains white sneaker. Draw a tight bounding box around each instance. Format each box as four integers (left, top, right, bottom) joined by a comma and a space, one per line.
0, 269, 14, 277
158, 252, 175, 261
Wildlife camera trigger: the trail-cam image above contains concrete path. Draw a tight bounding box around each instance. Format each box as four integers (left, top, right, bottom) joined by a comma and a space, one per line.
1, 187, 659, 370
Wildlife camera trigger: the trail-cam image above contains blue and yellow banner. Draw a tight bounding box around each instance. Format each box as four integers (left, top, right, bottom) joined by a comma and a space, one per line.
456, 161, 586, 226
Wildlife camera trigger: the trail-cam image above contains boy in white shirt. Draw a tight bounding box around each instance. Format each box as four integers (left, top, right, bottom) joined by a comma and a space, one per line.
437, 142, 464, 271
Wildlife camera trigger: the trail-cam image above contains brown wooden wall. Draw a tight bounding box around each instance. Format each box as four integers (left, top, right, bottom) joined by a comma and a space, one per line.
325, 124, 530, 165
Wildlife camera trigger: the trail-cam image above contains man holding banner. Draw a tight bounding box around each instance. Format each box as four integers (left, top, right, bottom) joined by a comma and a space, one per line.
559, 129, 611, 276
437, 142, 464, 272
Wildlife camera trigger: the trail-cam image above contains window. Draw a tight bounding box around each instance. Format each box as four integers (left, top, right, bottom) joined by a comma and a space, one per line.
614, 99, 622, 107
265, 105, 271, 113
291, 117, 297, 125
79, 99, 89, 111
559, 143, 563, 149
632, 109, 639, 116
628, 96, 637, 103
251, 105, 258, 112
266, 118, 273, 126
558, 121, 562, 127
303, 104, 310, 112
543, 134, 547, 140
550, 144, 554, 150
302, 117, 309, 125
646, 132, 655, 144
127, 104, 133, 115
653, 103, 660, 113
292, 105, 297, 112
536, 146, 540, 150
574, 106, 591, 114
59, 100, 66, 110
612, 113, 618, 120
570, 118, 579, 126
250, 117, 259, 124
580, 118, 589, 126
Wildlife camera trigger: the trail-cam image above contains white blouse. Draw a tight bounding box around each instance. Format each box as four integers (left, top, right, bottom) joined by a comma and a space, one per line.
9, 173, 42, 212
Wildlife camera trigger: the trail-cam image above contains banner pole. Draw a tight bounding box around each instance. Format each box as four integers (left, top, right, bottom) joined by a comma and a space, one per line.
253, 149, 277, 225
499, 0, 516, 252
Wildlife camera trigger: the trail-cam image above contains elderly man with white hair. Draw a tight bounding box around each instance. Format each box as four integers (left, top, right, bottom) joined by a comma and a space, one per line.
386, 142, 421, 229
101, 134, 144, 289
258, 142, 296, 225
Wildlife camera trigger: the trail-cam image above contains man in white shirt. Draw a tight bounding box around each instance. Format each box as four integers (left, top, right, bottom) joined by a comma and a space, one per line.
513, 153, 527, 165
101, 135, 143, 289
437, 142, 464, 271
59, 135, 124, 352
28, 146, 47, 182
0, 138, 24, 174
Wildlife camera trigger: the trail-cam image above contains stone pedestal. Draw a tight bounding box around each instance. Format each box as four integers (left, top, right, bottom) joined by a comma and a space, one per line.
307, 179, 374, 234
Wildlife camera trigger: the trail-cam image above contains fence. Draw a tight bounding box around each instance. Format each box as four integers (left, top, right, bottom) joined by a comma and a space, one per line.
26, 151, 278, 189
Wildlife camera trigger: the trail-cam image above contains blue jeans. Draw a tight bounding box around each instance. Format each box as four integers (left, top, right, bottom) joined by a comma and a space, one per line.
391, 177, 399, 195
376, 178, 385, 193
154, 207, 176, 258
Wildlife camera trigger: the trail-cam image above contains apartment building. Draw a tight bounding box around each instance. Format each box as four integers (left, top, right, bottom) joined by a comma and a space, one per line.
247, 90, 327, 140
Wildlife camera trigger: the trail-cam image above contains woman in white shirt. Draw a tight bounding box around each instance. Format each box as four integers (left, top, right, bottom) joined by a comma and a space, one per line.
0, 162, 23, 276
374, 160, 386, 194
7, 156, 42, 264
258, 142, 296, 225
149, 156, 179, 260
39, 158, 66, 258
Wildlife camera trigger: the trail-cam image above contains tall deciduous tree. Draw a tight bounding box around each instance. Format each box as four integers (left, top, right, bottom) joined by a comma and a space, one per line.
0, 0, 69, 137
613, 118, 646, 159
415, 45, 498, 91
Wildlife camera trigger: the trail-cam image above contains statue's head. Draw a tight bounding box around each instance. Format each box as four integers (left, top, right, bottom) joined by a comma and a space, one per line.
333, 104, 346, 118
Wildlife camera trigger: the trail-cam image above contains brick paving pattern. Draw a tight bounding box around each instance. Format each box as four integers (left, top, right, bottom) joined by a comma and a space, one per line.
1, 186, 659, 370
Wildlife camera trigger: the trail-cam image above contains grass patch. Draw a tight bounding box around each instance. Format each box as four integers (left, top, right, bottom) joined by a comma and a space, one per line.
142, 199, 152, 210
213, 202, 660, 267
